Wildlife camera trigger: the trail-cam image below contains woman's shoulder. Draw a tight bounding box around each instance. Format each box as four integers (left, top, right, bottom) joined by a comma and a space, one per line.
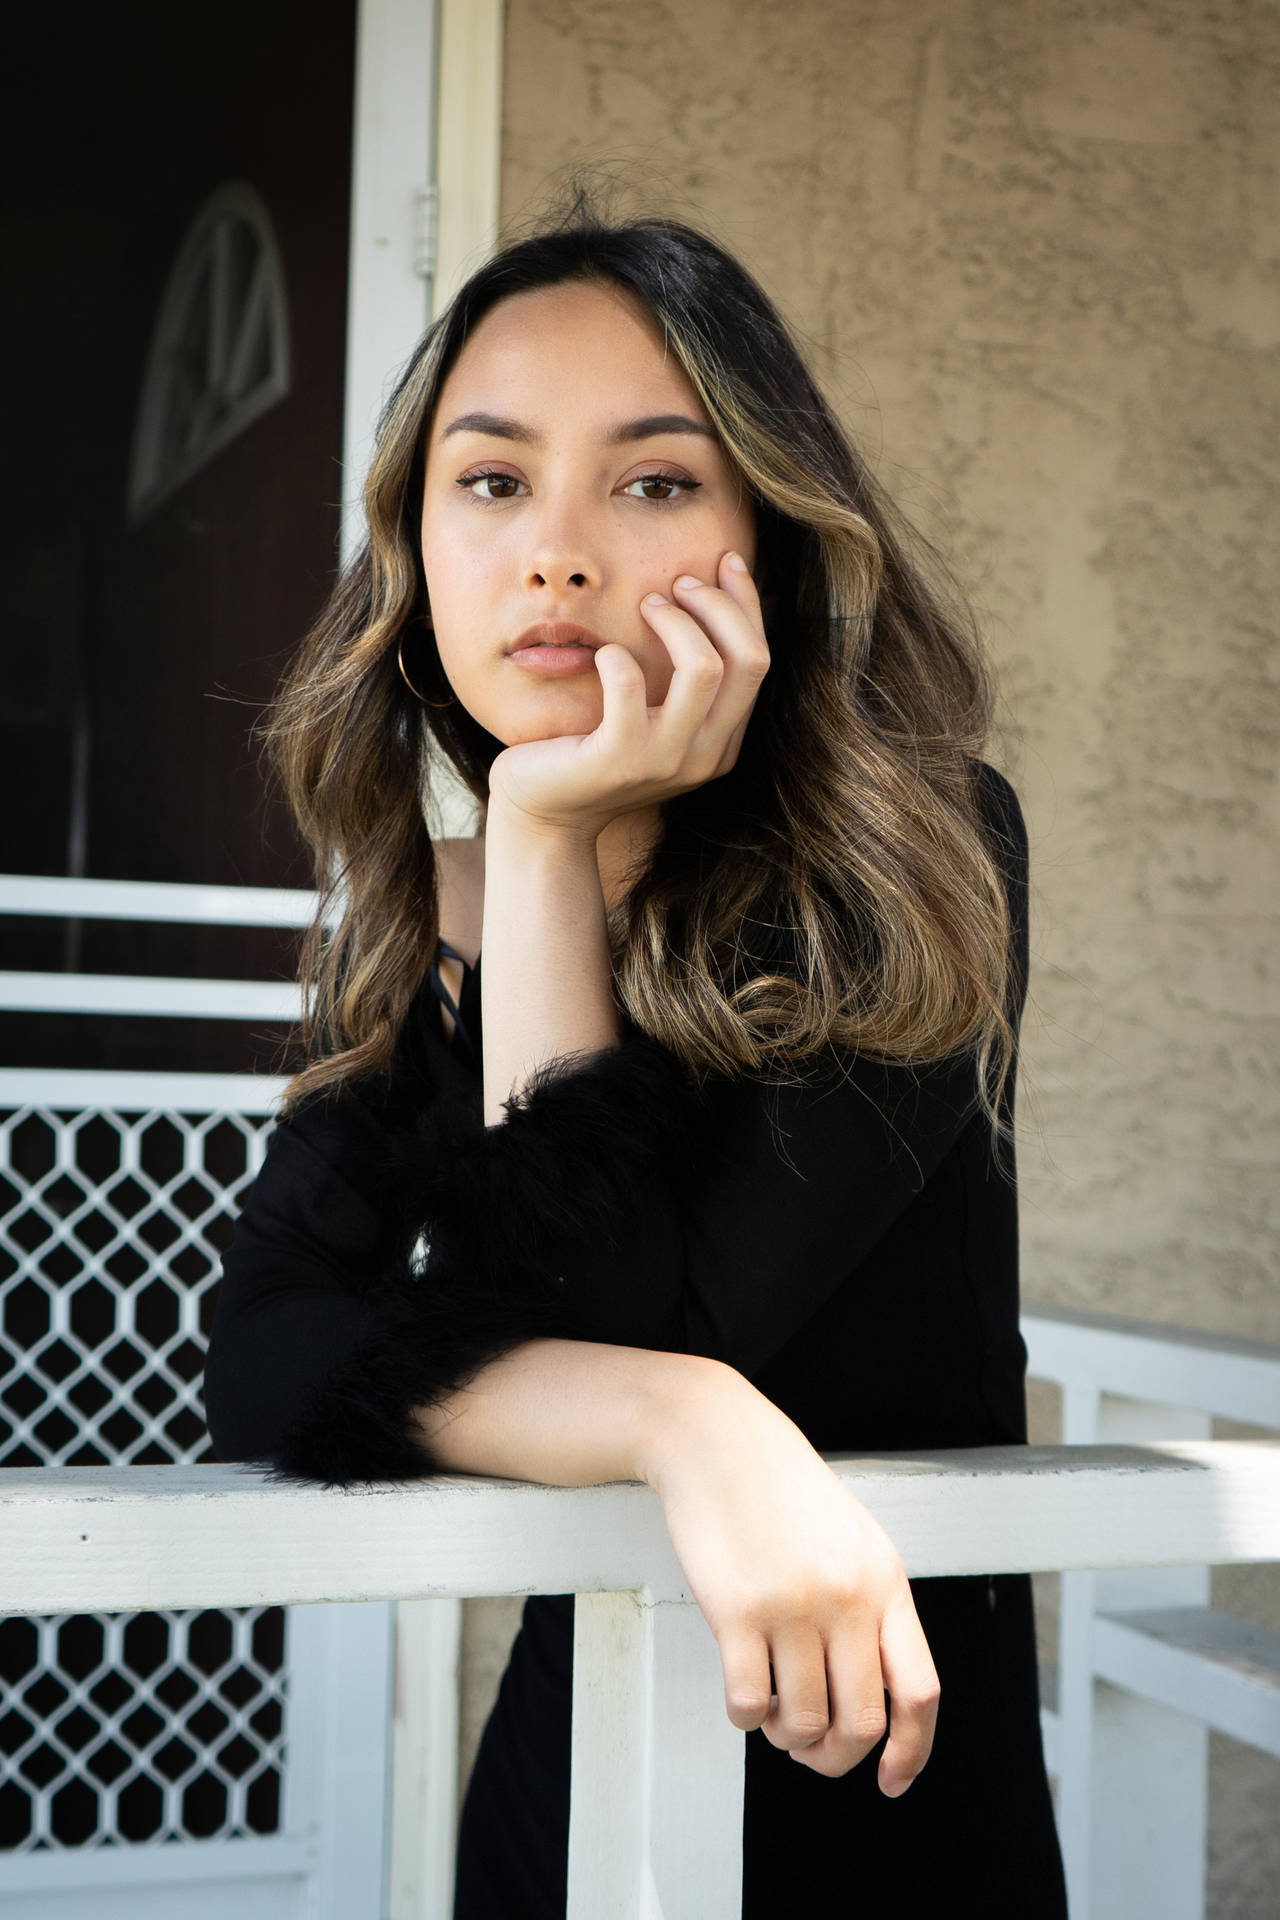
970, 758, 1028, 877
972, 757, 1023, 827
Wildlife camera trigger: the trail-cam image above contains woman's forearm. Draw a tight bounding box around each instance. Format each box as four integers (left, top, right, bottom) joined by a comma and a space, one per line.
481, 800, 620, 1126
409, 1338, 732, 1486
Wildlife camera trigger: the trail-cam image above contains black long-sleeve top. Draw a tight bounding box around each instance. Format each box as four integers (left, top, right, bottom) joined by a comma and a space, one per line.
202, 762, 1070, 1919
203, 761, 1031, 1484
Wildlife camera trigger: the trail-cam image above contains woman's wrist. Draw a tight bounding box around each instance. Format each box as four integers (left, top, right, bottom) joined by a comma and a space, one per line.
484, 790, 603, 854
635, 1352, 775, 1493
480, 793, 619, 1125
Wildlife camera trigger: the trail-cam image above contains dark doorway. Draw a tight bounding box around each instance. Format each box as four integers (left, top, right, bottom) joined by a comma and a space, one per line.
4, 0, 357, 1075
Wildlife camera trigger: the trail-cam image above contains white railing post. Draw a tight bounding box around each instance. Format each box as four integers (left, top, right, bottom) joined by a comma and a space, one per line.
568, 1592, 743, 1920
1058, 1382, 1101, 1920
1090, 1396, 1212, 1920
388, 1595, 463, 1920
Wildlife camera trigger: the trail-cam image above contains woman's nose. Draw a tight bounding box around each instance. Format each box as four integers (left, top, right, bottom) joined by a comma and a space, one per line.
523, 541, 600, 594
519, 481, 612, 593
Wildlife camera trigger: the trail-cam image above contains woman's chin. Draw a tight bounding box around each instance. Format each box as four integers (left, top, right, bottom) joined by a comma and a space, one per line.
495, 693, 605, 745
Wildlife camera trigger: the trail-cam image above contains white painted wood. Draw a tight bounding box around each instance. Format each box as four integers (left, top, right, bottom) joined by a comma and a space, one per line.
1092, 1682, 1208, 1920
1026, 1324, 1280, 1920
0, 1833, 317, 1894
340, 0, 439, 564
431, 0, 504, 320
388, 1596, 462, 1920
0, 971, 301, 1020
1057, 1563, 1098, 1920
1044, 1381, 1099, 1917
569, 1591, 652, 1918
1093, 1608, 1280, 1759
1093, 1399, 1212, 1612
0, 1873, 305, 1920
282, 1602, 396, 1920
0, 1437, 1276, 1917
0, 874, 320, 926
0, 1067, 287, 1111
1023, 1302, 1280, 1429
0, 1444, 1276, 1617
1090, 1398, 1211, 1920
416, 0, 505, 845
645, 1600, 743, 1919
569, 1595, 743, 1920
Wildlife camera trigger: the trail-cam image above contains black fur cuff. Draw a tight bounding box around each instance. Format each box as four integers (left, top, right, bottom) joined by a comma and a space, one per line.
260, 1275, 579, 1489
263, 1030, 702, 1489
390, 1027, 703, 1293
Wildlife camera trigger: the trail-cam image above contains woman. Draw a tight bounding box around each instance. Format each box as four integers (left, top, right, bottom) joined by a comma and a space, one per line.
203, 195, 1067, 1916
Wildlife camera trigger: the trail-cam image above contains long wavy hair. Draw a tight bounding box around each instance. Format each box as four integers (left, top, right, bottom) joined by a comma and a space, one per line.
265, 187, 1019, 1125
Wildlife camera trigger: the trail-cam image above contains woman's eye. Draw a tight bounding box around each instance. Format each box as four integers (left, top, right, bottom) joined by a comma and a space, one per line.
454, 469, 703, 505
456, 469, 523, 501
622, 472, 703, 504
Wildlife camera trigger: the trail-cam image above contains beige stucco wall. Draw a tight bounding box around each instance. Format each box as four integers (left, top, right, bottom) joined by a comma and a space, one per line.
457, 1, 1279, 1909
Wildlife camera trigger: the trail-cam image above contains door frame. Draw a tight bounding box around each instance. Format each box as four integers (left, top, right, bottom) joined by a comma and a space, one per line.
343, 4, 505, 1912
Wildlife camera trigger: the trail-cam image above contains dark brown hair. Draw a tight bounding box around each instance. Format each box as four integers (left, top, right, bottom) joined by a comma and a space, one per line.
265, 186, 1017, 1123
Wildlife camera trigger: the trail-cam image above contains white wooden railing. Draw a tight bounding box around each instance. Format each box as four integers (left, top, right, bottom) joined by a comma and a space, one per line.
3, 872, 1279, 1920
1, 1441, 1277, 1919
1024, 1306, 1280, 1920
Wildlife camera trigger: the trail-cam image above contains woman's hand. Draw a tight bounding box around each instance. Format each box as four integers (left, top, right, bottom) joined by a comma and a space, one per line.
642, 1361, 941, 1794
487, 549, 770, 836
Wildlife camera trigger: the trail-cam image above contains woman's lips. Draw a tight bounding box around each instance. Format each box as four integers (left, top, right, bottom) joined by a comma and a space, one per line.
509, 643, 600, 675
509, 620, 605, 677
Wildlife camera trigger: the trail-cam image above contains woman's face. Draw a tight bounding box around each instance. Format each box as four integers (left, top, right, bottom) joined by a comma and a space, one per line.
419, 278, 758, 745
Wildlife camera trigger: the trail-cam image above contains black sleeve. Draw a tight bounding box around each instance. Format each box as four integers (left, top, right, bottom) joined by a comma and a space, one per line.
204, 762, 1027, 1489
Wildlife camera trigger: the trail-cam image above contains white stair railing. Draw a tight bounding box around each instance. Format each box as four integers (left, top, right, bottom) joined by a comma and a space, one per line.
1024, 1304, 1280, 1920
0, 872, 403, 1920
1, 1441, 1277, 1920
6, 874, 1279, 1919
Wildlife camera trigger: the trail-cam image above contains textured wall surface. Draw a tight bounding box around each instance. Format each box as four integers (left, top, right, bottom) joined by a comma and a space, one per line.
458, 1, 1280, 1908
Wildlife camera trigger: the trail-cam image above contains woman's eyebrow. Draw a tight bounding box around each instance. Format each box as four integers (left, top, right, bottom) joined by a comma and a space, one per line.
440, 410, 716, 446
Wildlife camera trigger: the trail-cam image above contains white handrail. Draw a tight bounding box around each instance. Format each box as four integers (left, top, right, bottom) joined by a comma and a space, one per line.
1, 1443, 1274, 1920
0, 972, 303, 1021
0, 1067, 288, 1111
1022, 1306, 1279, 1920
0, 874, 321, 927
1024, 1301, 1280, 1428
0, 1442, 1275, 1616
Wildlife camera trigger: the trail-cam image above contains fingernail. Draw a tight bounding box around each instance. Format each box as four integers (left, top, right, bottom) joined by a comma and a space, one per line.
726, 551, 748, 572
673, 574, 702, 590
644, 592, 668, 606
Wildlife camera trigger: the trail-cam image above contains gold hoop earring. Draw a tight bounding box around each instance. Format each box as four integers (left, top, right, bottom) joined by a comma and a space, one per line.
397, 630, 455, 709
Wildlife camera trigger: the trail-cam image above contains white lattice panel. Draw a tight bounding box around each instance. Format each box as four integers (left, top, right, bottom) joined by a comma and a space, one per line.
0, 1106, 283, 1854
1, 1107, 270, 1469
0, 1606, 286, 1850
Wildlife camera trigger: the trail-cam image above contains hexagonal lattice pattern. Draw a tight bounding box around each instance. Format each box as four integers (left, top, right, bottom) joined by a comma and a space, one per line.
0, 1107, 269, 1467
0, 1105, 285, 1851
0, 1607, 285, 1848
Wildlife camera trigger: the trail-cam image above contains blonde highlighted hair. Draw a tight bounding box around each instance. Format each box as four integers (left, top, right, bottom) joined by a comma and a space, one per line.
264, 184, 1019, 1126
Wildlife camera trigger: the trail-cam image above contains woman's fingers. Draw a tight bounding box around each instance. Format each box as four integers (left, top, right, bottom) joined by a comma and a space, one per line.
759, 1621, 835, 1753
673, 559, 770, 732
639, 551, 770, 781
752, 1594, 936, 1789
778, 1611, 888, 1777
591, 638, 652, 751
875, 1587, 942, 1796
716, 1625, 775, 1733
639, 593, 726, 760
